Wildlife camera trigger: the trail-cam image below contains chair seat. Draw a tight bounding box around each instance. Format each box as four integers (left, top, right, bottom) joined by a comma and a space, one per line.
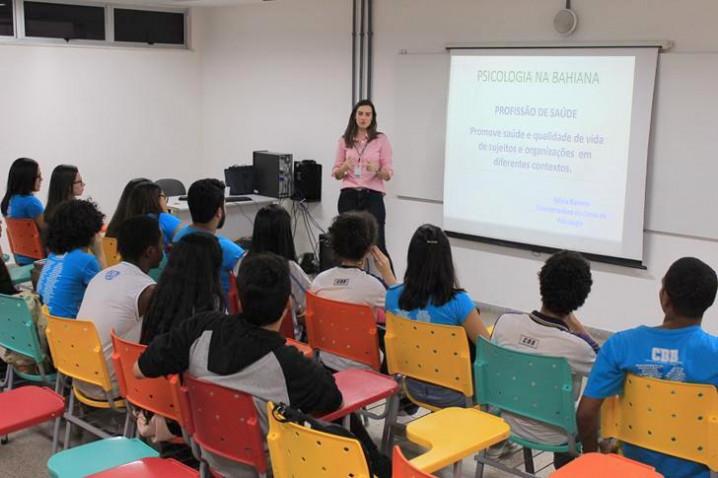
48, 437, 159, 478
319, 369, 399, 422
0, 386, 65, 435
405, 407, 510, 473
9, 264, 34, 285
549, 452, 662, 477
86, 457, 198, 477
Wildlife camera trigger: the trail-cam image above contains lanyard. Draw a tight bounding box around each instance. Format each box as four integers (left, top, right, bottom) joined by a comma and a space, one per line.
354, 139, 370, 163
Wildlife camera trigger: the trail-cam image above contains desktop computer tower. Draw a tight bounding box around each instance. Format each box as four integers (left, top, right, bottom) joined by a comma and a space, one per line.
252, 151, 293, 198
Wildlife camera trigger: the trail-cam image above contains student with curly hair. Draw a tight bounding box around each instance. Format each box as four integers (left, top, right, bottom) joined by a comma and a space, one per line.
37, 199, 106, 318
491, 250, 599, 469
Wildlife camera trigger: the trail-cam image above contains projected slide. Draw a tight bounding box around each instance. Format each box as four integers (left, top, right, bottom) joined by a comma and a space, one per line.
443, 50, 656, 264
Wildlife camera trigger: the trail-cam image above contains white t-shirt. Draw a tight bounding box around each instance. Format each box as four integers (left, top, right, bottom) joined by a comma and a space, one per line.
310, 265, 386, 371
491, 311, 597, 445
76, 261, 155, 399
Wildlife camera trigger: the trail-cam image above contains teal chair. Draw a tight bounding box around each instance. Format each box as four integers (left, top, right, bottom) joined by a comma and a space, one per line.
0, 293, 55, 390
148, 254, 167, 282
9, 263, 34, 286
47, 437, 159, 478
473, 337, 578, 477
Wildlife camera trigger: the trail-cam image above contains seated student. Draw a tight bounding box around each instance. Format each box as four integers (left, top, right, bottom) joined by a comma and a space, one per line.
75, 216, 163, 400
385, 224, 489, 407
140, 232, 225, 345
126, 181, 182, 248
247, 204, 311, 337
1, 158, 45, 265
491, 250, 599, 469
105, 177, 151, 238
311, 211, 396, 370
134, 253, 344, 478
173, 179, 245, 297
577, 257, 718, 478
37, 200, 106, 318
45, 165, 85, 223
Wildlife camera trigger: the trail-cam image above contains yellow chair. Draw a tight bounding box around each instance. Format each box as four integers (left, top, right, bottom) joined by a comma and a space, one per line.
45, 310, 126, 451
601, 373, 718, 476
405, 407, 510, 475
102, 237, 122, 268
266, 402, 374, 478
383, 312, 474, 452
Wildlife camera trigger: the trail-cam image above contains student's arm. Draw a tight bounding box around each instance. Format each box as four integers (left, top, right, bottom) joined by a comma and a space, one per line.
135, 312, 213, 378
89, 233, 107, 270
463, 308, 490, 343
565, 313, 601, 353
333, 138, 353, 180
577, 396, 604, 452
34, 213, 45, 231
278, 346, 343, 414
137, 285, 156, 318
376, 134, 394, 181
370, 246, 397, 286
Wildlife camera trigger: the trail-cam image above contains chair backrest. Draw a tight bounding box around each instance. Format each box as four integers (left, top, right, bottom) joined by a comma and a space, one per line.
305, 291, 381, 371
0, 293, 47, 364
474, 337, 576, 435
177, 374, 267, 474
44, 312, 113, 392
385, 312, 473, 397
155, 178, 186, 197
5, 217, 45, 260
102, 237, 122, 268
392, 446, 436, 478
601, 373, 718, 471
110, 332, 181, 422
278, 306, 294, 339
266, 402, 372, 478
227, 271, 240, 314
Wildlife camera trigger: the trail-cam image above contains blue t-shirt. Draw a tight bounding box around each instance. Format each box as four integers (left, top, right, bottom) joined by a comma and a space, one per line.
151, 212, 182, 248
584, 325, 718, 478
7, 194, 45, 265
37, 249, 101, 318
385, 284, 475, 326
173, 225, 245, 295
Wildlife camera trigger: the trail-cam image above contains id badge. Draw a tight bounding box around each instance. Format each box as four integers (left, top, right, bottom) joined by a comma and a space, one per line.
354, 164, 362, 177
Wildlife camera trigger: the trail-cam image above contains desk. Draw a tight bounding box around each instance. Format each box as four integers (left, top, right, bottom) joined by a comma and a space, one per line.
166, 194, 276, 241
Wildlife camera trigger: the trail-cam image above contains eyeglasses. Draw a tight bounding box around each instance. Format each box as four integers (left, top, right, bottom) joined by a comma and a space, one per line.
73, 180, 85, 186
159, 193, 168, 199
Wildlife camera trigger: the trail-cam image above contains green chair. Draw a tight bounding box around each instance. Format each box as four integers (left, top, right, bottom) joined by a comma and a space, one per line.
9, 263, 34, 286
148, 254, 167, 282
473, 337, 578, 477
47, 436, 159, 478
0, 293, 55, 390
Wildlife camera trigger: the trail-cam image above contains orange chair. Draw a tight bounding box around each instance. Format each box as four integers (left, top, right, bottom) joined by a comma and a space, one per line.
285, 338, 314, 358
549, 453, 662, 477
227, 271, 241, 314
5, 217, 45, 261
305, 291, 381, 371
278, 307, 295, 339
393, 446, 436, 478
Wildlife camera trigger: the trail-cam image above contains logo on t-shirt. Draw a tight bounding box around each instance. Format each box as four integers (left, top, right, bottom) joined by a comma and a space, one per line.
519, 335, 539, 349
651, 347, 679, 363
333, 278, 349, 286
104, 270, 121, 280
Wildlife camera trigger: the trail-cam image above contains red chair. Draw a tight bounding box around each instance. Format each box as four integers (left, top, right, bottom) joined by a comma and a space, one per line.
5, 217, 45, 261
319, 369, 399, 423
549, 452, 662, 477
285, 338, 314, 358
305, 291, 381, 371
227, 272, 241, 314
0, 386, 64, 437
111, 332, 183, 425
393, 446, 436, 478
278, 306, 295, 339
177, 374, 268, 478
86, 458, 198, 477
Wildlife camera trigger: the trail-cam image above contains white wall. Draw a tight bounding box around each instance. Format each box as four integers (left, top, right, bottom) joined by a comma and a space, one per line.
0, 22, 205, 253
196, 0, 718, 333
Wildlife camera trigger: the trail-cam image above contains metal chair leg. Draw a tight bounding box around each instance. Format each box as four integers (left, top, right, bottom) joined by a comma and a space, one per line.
63, 392, 75, 450
523, 447, 535, 474
474, 451, 486, 478
381, 394, 400, 455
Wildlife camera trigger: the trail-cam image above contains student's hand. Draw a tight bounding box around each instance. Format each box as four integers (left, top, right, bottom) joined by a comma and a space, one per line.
366, 161, 379, 173
599, 438, 619, 454
376, 168, 391, 181
370, 246, 397, 286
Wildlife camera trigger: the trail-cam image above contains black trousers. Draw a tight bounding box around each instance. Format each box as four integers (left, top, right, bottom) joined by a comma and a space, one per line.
337, 188, 389, 258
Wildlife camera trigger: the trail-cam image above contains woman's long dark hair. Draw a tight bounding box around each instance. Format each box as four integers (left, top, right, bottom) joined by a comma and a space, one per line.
342, 99, 381, 148
106, 178, 151, 238
1, 158, 40, 216
127, 182, 163, 217
140, 233, 225, 344
0, 257, 18, 295
45, 165, 79, 223
250, 204, 297, 262
399, 224, 462, 311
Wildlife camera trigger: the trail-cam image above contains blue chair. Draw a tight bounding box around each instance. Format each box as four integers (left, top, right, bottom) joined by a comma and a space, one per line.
473, 337, 578, 477
47, 437, 159, 478
0, 293, 55, 390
